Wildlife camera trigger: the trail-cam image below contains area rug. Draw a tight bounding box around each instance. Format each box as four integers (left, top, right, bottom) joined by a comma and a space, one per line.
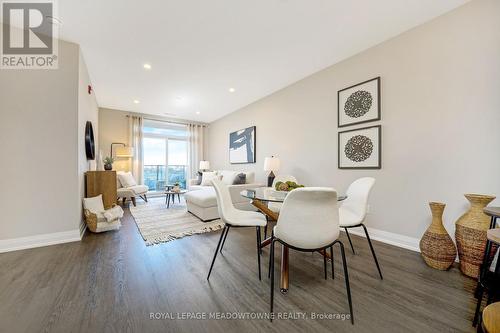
129, 198, 224, 246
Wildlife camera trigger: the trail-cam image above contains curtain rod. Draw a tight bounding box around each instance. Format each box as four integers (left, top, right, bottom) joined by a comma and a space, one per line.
125, 115, 207, 127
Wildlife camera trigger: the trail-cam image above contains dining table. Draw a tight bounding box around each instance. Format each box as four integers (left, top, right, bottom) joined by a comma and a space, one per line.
240, 187, 347, 293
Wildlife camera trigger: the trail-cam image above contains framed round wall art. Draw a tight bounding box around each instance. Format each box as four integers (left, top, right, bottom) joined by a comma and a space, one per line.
338, 125, 381, 169
338, 77, 380, 127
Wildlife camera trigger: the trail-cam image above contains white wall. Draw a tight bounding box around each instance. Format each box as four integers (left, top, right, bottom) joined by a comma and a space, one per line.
78, 50, 99, 233
0, 29, 98, 251
0, 38, 81, 243
208, 0, 500, 243
98, 107, 132, 172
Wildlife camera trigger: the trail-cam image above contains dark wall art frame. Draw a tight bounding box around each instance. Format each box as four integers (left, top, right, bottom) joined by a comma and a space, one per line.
338, 76, 381, 128
229, 126, 256, 164
338, 125, 381, 169
85, 121, 96, 160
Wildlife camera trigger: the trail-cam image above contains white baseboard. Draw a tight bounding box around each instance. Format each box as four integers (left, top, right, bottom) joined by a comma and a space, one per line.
344, 226, 421, 253
0, 229, 82, 253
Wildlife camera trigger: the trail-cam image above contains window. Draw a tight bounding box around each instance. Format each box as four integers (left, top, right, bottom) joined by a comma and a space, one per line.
142, 120, 188, 191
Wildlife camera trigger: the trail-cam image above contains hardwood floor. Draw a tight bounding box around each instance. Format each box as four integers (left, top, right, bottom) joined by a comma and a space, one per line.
0, 206, 478, 333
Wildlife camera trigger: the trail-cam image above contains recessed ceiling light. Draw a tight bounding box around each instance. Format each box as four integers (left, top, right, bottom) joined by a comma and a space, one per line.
143, 63, 152, 70
229, 88, 236, 93
196, 111, 200, 115
176, 96, 183, 100
133, 100, 140, 104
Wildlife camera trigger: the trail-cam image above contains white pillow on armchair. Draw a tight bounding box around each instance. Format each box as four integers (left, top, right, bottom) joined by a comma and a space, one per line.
117, 171, 137, 187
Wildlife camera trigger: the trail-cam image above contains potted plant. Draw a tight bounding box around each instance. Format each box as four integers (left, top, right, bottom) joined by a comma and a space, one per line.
172, 181, 181, 193
103, 156, 114, 171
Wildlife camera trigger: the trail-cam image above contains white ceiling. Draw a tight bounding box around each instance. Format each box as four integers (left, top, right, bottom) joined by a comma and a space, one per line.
58, 0, 470, 123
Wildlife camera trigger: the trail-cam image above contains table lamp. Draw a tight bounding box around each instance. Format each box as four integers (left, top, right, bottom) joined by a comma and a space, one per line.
264, 156, 280, 187
199, 160, 210, 172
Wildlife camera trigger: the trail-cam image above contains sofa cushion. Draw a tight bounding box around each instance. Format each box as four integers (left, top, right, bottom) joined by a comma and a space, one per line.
220, 170, 237, 185
201, 171, 218, 186
185, 188, 218, 208
83, 195, 105, 214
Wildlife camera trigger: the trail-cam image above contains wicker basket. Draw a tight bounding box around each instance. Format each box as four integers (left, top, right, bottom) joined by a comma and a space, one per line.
455, 194, 496, 278
420, 202, 457, 270
84, 204, 117, 233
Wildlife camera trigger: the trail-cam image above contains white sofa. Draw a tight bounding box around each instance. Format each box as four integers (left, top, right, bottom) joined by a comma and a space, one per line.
185, 170, 263, 221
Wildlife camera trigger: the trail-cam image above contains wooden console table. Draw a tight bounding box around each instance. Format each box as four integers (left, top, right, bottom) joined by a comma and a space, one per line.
85, 171, 117, 209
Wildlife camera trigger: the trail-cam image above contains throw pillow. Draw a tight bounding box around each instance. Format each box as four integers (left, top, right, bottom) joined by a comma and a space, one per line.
118, 171, 137, 187
83, 194, 105, 214
196, 171, 203, 185
200, 171, 218, 186
233, 173, 246, 185
243, 171, 255, 184
220, 170, 237, 185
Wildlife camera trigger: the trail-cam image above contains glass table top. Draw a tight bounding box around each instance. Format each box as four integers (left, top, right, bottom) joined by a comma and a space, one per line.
240, 187, 347, 203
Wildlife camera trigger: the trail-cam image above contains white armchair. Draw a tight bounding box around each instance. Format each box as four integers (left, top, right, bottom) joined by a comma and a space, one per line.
116, 171, 148, 206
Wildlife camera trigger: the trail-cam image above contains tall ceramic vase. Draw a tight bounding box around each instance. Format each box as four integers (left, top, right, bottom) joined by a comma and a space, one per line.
420, 202, 456, 270
455, 194, 496, 278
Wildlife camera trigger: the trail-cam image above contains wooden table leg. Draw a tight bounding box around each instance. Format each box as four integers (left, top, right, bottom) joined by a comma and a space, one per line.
252, 199, 279, 221
280, 244, 289, 293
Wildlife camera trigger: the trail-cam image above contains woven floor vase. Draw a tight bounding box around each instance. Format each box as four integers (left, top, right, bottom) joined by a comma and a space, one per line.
455, 194, 496, 278
420, 202, 456, 270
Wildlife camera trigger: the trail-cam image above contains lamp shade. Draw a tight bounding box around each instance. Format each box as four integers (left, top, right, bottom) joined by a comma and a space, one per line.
199, 160, 210, 170
264, 156, 280, 172
115, 146, 134, 158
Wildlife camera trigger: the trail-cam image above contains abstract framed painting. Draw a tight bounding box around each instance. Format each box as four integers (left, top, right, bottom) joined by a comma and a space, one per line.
229, 126, 256, 164
338, 77, 380, 128
338, 125, 381, 169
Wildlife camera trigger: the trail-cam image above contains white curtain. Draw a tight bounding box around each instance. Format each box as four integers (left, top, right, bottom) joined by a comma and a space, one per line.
128, 116, 144, 184
187, 123, 205, 180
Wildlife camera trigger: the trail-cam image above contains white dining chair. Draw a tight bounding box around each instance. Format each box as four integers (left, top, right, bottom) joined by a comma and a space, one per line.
264, 175, 298, 240
269, 187, 353, 324
207, 178, 267, 281
340, 177, 383, 279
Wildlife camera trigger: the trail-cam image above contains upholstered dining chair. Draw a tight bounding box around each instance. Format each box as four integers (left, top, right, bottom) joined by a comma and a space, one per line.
264, 175, 298, 239
269, 187, 353, 324
207, 178, 267, 281
340, 177, 383, 279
